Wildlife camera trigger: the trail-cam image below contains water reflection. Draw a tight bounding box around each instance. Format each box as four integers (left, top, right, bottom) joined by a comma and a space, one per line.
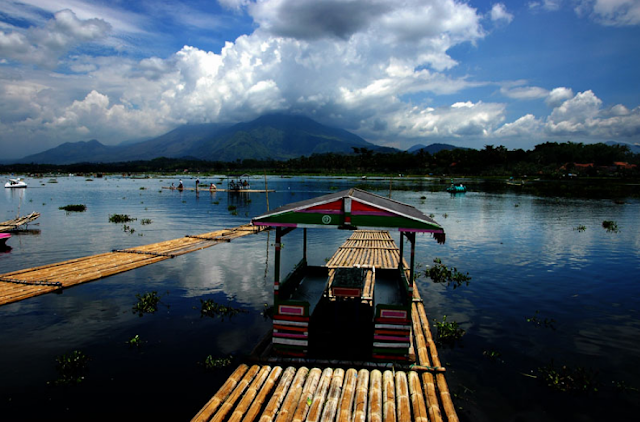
0, 176, 638, 421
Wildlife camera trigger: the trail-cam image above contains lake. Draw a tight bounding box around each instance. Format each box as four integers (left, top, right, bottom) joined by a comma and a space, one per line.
1, 174, 638, 421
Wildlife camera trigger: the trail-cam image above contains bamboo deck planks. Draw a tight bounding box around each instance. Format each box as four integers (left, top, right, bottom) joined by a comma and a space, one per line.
0, 224, 268, 307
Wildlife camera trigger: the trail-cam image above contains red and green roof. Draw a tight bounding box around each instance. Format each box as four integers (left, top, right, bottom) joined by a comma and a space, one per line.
252, 188, 445, 237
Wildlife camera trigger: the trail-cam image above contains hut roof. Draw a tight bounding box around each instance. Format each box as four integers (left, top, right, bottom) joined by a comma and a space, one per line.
252, 188, 444, 239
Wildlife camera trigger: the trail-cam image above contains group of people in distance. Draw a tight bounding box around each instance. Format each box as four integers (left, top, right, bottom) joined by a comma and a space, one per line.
170, 178, 217, 191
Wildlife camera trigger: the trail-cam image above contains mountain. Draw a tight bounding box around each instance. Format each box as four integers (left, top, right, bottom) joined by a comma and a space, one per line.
605, 141, 640, 154
408, 143, 466, 154
17, 139, 117, 165
17, 115, 377, 164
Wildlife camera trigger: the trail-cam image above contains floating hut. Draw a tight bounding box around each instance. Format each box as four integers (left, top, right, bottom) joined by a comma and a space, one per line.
251, 188, 445, 361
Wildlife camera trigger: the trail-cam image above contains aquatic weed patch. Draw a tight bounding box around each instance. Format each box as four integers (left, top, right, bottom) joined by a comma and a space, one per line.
426, 258, 471, 289
198, 298, 246, 320
50, 350, 89, 386
59, 204, 86, 212
538, 361, 600, 394
526, 310, 557, 330
132, 291, 168, 316
434, 315, 465, 345
109, 214, 136, 223
200, 355, 233, 371
602, 220, 619, 233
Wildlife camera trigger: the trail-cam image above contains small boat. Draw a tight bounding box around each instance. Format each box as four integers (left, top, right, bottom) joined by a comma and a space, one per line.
0, 233, 10, 247
506, 178, 525, 186
4, 178, 27, 188
446, 183, 466, 193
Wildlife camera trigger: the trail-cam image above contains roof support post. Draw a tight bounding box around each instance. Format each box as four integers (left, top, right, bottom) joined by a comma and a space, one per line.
303, 228, 307, 263
274, 227, 282, 295
407, 232, 416, 290
399, 232, 404, 272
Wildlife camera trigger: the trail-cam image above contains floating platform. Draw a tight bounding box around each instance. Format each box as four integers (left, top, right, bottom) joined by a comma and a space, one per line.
192, 230, 459, 422
0, 224, 268, 307
162, 187, 275, 193
0, 212, 40, 233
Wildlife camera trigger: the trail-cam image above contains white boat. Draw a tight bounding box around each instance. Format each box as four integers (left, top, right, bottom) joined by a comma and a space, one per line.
4, 178, 27, 188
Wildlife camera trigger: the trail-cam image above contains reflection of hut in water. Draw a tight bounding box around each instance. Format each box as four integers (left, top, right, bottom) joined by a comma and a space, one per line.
251, 188, 445, 361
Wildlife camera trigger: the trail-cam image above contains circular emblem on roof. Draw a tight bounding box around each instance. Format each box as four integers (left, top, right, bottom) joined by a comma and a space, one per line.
322, 215, 332, 224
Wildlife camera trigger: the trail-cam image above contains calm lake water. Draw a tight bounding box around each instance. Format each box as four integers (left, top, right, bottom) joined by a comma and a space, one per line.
1, 174, 638, 421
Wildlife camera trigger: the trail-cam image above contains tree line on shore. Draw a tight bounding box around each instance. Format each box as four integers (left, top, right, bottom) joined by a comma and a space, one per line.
2, 141, 638, 178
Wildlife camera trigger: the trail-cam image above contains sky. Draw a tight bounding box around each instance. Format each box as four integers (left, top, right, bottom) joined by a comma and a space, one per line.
1, 0, 640, 160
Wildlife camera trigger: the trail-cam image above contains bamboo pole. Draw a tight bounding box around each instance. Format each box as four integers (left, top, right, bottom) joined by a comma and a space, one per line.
228, 365, 273, 422
290, 367, 322, 422
319, 368, 344, 422
382, 370, 396, 422
192, 364, 249, 422
211, 364, 262, 422
395, 371, 411, 422
368, 370, 382, 422
408, 372, 428, 422
352, 369, 369, 422
336, 368, 357, 422
242, 366, 284, 422
273, 367, 310, 422
306, 367, 333, 422
259, 366, 298, 422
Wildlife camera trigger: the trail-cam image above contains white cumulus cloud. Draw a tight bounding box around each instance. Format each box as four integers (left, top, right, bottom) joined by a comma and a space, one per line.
490, 3, 514, 23
575, 0, 640, 26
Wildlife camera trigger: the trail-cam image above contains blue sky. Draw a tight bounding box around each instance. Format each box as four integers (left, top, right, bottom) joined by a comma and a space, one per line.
1, 0, 639, 159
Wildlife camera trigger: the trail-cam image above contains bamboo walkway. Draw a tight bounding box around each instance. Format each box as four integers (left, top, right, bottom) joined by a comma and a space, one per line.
0, 224, 268, 307
0, 212, 40, 233
193, 231, 459, 422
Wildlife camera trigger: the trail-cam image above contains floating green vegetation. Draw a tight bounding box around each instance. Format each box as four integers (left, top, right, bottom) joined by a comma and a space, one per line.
139, 187, 146, 190
602, 220, 619, 233
227, 205, 237, 211
123, 224, 135, 234
59, 204, 86, 212
126, 334, 144, 348
574, 225, 587, 232
201, 355, 233, 371
434, 315, 465, 344
526, 310, 557, 330
200, 299, 247, 320
482, 349, 503, 362
198, 299, 246, 320
140, 218, 152, 225
425, 258, 471, 289
213, 201, 220, 205
50, 350, 89, 386
132, 291, 167, 317
537, 361, 600, 394
109, 214, 136, 223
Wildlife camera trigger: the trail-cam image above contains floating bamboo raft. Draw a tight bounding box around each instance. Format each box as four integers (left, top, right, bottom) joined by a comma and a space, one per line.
193, 230, 459, 422
0, 212, 40, 233
0, 224, 268, 307
162, 187, 275, 193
